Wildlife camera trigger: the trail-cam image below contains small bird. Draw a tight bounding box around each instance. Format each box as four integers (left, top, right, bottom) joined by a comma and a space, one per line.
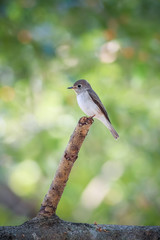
68, 79, 119, 139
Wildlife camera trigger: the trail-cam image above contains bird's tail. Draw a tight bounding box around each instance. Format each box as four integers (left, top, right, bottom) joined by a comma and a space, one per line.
98, 115, 119, 139
108, 123, 119, 139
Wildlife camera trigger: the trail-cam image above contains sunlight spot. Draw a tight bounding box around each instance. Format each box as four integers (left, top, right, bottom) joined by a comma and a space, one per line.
105, 186, 124, 205
9, 159, 41, 196
64, 58, 79, 67
21, 113, 39, 133
99, 40, 120, 63
80, 160, 124, 210
81, 177, 110, 209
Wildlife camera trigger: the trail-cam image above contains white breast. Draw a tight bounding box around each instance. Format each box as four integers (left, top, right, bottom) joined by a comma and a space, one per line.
77, 91, 100, 117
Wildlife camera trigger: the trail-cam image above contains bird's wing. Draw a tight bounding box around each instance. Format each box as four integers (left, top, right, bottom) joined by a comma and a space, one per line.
87, 89, 111, 123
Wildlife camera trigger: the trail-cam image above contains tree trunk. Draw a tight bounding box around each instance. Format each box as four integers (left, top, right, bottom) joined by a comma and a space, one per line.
0, 215, 160, 240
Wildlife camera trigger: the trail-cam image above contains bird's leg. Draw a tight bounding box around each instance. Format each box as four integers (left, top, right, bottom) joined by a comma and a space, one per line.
88, 115, 95, 120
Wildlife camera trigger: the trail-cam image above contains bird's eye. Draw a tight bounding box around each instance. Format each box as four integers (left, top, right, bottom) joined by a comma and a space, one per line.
78, 84, 82, 88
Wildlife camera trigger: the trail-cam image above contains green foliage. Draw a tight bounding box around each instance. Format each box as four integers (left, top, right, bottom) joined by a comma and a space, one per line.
0, 0, 160, 226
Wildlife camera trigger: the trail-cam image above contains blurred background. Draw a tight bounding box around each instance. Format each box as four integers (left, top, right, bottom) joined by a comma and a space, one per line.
0, 0, 160, 226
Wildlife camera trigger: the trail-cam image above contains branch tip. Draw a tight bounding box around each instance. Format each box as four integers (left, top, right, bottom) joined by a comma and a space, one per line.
79, 116, 94, 126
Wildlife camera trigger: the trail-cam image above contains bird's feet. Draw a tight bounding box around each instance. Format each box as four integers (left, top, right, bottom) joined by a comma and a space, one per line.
79, 116, 94, 125
89, 115, 95, 119
87, 115, 95, 123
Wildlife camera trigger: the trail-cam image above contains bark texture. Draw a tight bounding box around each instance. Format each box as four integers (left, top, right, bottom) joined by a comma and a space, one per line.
38, 116, 94, 217
0, 215, 160, 240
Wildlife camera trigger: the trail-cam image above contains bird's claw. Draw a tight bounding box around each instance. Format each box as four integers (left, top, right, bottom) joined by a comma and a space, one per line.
88, 115, 95, 120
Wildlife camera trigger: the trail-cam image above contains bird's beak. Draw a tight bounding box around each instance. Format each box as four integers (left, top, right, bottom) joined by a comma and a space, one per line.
67, 86, 73, 89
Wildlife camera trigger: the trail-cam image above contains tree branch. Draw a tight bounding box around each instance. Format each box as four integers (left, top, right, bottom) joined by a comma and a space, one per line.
0, 215, 160, 240
38, 116, 94, 217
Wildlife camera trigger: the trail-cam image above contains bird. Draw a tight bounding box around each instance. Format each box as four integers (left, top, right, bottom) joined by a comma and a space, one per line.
68, 79, 119, 139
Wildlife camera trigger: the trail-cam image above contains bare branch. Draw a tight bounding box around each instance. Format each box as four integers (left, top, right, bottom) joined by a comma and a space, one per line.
38, 116, 94, 217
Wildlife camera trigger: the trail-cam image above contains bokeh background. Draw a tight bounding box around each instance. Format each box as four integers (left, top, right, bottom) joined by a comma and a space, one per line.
0, 0, 160, 226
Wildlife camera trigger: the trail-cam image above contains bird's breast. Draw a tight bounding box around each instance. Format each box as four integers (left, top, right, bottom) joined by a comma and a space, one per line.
77, 91, 100, 117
